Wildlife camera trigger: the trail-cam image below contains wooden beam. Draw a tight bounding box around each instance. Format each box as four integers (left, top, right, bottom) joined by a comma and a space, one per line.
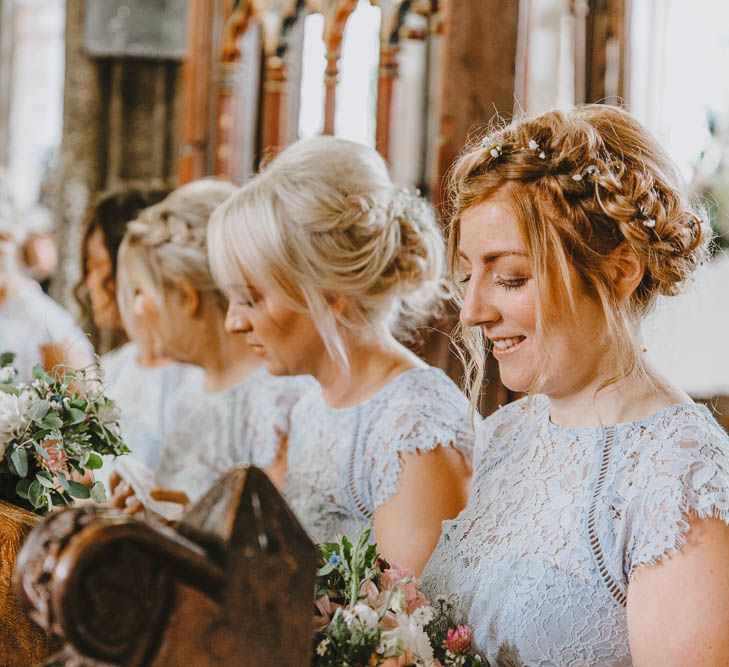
426, 0, 522, 415
179, 0, 216, 183
584, 0, 631, 104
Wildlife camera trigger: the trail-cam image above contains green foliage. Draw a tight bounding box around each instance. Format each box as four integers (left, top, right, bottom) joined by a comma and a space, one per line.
0, 355, 130, 514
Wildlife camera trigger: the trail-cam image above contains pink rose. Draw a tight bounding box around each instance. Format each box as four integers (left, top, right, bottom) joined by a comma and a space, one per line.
380, 565, 429, 614
40, 439, 68, 473
313, 595, 341, 633
444, 625, 473, 655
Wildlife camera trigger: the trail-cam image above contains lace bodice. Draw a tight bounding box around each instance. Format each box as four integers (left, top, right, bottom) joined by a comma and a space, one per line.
421, 396, 729, 667
156, 366, 312, 501
0, 279, 92, 381
283, 366, 474, 544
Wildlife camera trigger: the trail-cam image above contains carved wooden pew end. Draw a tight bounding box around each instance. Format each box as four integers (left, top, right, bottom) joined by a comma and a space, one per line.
13, 466, 317, 666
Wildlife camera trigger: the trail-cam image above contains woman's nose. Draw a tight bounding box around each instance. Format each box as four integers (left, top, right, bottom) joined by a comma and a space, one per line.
225, 305, 251, 334
460, 279, 500, 329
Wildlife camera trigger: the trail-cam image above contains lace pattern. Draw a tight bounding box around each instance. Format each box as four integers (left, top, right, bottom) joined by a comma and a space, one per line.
156, 367, 312, 501
421, 395, 729, 666
283, 366, 474, 544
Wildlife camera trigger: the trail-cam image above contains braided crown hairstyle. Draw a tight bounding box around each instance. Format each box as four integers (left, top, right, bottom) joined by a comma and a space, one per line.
117, 179, 237, 342
449, 104, 711, 406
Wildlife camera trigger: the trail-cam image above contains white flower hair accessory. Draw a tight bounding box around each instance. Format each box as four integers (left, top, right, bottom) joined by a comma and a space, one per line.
489, 145, 503, 159
572, 164, 600, 182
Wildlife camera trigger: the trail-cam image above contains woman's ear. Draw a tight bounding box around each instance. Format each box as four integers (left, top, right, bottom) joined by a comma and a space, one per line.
176, 279, 201, 317
608, 244, 645, 300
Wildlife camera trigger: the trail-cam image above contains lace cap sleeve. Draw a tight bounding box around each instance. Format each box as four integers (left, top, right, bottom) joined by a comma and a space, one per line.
360, 368, 474, 512
622, 405, 729, 580
244, 371, 314, 468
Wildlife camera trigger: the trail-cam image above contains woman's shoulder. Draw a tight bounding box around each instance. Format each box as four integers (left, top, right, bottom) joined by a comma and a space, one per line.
365, 365, 474, 454
619, 402, 729, 475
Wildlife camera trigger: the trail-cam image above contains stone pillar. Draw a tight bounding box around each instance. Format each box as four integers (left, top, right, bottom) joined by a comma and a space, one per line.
52, 0, 184, 324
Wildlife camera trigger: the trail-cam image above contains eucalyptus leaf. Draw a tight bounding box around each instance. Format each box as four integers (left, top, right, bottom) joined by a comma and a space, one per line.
68, 408, 87, 425
15, 478, 31, 500
67, 480, 91, 499
40, 413, 63, 430
11, 447, 28, 478
28, 480, 45, 508
56, 471, 70, 492
28, 400, 50, 422
86, 452, 103, 470
33, 441, 51, 460
32, 364, 49, 381
35, 472, 54, 489
0, 383, 19, 395
90, 481, 107, 503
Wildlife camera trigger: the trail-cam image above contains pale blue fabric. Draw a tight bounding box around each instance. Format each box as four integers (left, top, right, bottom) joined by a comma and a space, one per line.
156, 366, 312, 501
422, 395, 729, 666
283, 366, 474, 544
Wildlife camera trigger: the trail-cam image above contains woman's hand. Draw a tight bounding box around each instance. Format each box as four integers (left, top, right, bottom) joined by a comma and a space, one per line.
107, 470, 144, 515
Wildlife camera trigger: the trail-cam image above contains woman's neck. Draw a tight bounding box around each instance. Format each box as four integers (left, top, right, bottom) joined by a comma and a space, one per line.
315, 329, 425, 409
186, 308, 260, 393
546, 362, 690, 428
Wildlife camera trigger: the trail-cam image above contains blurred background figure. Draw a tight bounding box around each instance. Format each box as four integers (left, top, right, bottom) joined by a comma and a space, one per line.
0, 195, 92, 381
18, 204, 57, 293
75, 186, 200, 479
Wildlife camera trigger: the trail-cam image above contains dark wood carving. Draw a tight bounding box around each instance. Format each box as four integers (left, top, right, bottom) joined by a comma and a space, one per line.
14, 466, 317, 666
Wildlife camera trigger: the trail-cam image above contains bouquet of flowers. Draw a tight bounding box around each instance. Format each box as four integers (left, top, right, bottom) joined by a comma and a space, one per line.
0, 352, 128, 513
314, 525, 484, 667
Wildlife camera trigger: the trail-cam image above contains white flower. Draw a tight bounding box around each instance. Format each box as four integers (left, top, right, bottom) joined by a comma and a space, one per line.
528, 139, 539, 150
50, 400, 63, 412
572, 173, 583, 181
489, 145, 502, 159
0, 366, 16, 383
316, 638, 330, 656
0, 391, 32, 460
389, 588, 407, 614
643, 218, 656, 228
378, 612, 436, 664
539, 151, 546, 159
343, 603, 380, 633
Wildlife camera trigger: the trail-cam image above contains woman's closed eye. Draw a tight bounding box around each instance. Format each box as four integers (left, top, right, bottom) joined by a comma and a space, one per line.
493, 275, 528, 290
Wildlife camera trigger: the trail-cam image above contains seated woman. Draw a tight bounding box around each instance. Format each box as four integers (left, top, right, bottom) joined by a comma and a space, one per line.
117, 179, 311, 503
77, 187, 198, 475
421, 104, 729, 666
208, 137, 474, 574
0, 224, 93, 381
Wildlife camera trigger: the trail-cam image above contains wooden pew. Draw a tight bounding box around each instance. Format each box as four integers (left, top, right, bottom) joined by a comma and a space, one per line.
14, 466, 317, 666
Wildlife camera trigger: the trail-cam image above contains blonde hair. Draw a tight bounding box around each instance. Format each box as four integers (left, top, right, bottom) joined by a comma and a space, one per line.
449, 104, 711, 407
117, 179, 237, 346
208, 136, 446, 366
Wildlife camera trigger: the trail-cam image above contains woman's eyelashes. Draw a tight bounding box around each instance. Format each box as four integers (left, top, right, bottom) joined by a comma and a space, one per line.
493, 275, 528, 290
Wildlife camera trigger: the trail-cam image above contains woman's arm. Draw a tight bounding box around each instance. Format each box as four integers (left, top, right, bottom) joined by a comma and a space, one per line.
373, 445, 471, 575
264, 436, 288, 490
628, 515, 729, 666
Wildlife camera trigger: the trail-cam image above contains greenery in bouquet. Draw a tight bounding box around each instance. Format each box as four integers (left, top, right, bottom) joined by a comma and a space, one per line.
313, 525, 484, 667
0, 352, 129, 513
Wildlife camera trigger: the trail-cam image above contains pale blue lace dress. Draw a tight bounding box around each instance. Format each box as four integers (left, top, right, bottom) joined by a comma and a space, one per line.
284, 366, 474, 543
156, 366, 312, 501
421, 395, 729, 667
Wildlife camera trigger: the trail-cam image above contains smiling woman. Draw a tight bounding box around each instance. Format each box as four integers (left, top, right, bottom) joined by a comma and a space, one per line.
421, 104, 729, 667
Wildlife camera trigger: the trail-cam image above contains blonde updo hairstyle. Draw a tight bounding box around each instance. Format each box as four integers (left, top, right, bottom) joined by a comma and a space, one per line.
118, 179, 238, 358
449, 104, 711, 405
208, 136, 446, 366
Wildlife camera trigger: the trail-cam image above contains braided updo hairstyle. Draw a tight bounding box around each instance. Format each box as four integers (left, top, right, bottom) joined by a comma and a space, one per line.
208, 136, 446, 366
117, 179, 237, 348
449, 104, 711, 404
